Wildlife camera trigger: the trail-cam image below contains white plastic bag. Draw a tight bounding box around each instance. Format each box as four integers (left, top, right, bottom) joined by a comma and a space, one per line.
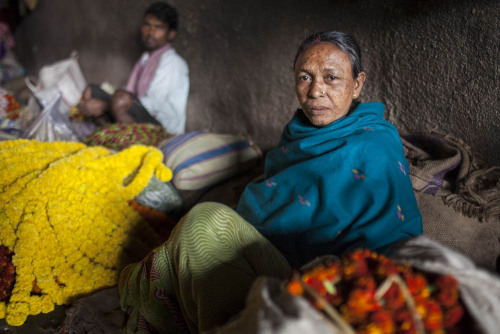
24, 51, 91, 141
25, 51, 87, 111
22, 93, 80, 142
39, 51, 86, 108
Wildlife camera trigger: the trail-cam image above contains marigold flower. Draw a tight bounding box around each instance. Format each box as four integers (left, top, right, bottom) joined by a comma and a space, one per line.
288, 248, 466, 334
0, 140, 171, 326
405, 272, 430, 299
417, 300, 443, 331
369, 309, 395, 334
286, 279, 304, 296
443, 304, 464, 329
353, 276, 376, 291
345, 288, 379, 318
381, 283, 405, 311
343, 250, 369, 279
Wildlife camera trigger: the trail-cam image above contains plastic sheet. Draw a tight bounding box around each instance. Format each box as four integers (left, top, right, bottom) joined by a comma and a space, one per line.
22, 93, 80, 142
135, 176, 183, 213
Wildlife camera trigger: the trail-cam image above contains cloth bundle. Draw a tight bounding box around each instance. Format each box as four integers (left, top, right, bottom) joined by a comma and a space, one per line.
401, 133, 500, 271
161, 131, 262, 191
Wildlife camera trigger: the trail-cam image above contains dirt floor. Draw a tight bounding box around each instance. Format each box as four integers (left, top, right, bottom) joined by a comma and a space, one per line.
0, 288, 124, 333
0, 305, 67, 333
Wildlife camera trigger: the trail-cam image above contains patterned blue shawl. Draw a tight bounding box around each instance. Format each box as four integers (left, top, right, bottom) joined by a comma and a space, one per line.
237, 102, 422, 267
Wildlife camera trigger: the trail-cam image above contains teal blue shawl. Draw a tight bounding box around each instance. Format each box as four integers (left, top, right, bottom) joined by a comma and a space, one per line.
237, 102, 422, 267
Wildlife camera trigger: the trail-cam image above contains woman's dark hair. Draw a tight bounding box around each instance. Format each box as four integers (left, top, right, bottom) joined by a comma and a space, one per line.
144, 2, 178, 30
294, 31, 364, 78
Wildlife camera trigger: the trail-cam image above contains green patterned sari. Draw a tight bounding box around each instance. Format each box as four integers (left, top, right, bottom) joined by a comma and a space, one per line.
119, 202, 291, 333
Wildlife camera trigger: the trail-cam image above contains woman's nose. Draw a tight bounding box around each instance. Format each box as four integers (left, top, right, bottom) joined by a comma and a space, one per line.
308, 79, 325, 98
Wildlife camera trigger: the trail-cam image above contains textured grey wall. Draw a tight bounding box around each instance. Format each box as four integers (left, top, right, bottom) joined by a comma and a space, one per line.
15, 0, 500, 165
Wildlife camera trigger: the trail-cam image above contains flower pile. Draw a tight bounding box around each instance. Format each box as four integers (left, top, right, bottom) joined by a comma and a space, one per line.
287, 249, 466, 333
0, 139, 173, 326
0, 88, 21, 120
85, 123, 172, 151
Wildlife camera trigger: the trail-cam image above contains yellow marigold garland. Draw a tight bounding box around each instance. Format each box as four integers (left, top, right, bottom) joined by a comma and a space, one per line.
0, 139, 172, 326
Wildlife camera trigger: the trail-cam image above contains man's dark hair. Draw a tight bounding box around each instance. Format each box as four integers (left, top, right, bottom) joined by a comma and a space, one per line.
144, 2, 178, 30
294, 31, 364, 78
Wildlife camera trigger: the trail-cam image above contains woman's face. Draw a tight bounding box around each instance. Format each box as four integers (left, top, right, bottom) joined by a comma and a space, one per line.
294, 43, 366, 127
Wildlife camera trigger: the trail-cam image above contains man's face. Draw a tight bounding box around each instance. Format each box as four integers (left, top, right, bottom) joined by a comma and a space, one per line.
141, 14, 174, 51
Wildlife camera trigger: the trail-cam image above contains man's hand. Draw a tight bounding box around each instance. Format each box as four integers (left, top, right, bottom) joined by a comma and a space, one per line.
78, 98, 109, 118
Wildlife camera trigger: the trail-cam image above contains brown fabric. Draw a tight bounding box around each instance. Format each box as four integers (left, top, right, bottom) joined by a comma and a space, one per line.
402, 132, 500, 272
415, 191, 500, 272
402, 132, 500, 223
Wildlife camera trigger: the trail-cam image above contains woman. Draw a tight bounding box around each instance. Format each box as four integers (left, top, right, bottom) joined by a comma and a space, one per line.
119, 31, 422, 334
237, 31, 422, 267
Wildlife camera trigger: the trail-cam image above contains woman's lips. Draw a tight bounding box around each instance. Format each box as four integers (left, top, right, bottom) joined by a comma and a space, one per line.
309, 106, 328, 115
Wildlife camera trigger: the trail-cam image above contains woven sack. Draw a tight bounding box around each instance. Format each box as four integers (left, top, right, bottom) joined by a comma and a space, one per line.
402, 133, 500, 272
416, 191, 500, 272
160, 131, 262, 191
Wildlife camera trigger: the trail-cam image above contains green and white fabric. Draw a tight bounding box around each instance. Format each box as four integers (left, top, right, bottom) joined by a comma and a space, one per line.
118, 202, 290, 333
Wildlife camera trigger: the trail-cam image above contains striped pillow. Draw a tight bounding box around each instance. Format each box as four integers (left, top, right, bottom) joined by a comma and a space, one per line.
160, 131, 262, 190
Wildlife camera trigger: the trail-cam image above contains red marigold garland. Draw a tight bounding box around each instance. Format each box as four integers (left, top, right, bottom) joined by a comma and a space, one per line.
0, 245, 15, 301
286, 249, 467, 333
128, 200, 178, 241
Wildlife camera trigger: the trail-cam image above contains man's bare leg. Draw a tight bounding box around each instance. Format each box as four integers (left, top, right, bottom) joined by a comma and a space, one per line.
110, 90, 136, 123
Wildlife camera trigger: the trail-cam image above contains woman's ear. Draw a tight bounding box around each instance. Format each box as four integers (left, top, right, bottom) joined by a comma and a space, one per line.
353, 71, 366, 97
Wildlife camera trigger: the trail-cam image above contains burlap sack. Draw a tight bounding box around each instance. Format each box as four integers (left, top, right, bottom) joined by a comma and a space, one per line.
402, 133, 500, 272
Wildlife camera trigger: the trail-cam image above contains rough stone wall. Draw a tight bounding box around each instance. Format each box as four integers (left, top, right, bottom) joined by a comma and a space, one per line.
14, 0, 500, 165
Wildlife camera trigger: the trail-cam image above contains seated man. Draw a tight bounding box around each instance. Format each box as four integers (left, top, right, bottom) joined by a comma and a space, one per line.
79, 2, 189, 134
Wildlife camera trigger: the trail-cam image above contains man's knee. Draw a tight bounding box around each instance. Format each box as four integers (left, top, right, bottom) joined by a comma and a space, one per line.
109, 90, 135, 122
111, 90, 134, 110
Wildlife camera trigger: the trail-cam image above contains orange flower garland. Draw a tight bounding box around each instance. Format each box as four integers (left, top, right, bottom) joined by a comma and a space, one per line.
286, 249, 466, 333
0, 89, 21, 120
128, 200, 178, 241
